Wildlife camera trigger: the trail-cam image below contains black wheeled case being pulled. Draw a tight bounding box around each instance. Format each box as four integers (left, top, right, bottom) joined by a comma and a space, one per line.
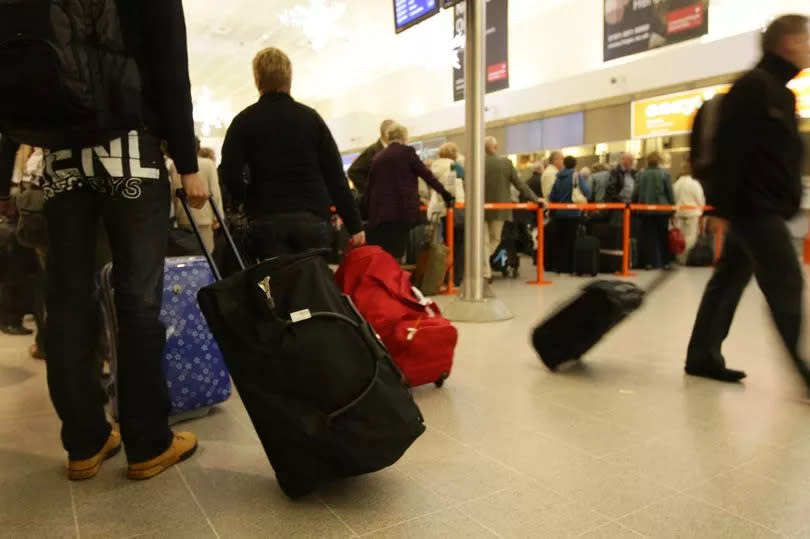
532, 273, 672, 371
175, 189, 426, 499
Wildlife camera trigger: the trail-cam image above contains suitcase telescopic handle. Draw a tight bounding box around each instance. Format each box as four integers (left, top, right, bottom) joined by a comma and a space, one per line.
176, 188, 246, 281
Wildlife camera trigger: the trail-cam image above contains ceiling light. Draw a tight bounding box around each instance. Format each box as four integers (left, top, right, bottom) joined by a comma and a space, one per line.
279, 0, 347, 51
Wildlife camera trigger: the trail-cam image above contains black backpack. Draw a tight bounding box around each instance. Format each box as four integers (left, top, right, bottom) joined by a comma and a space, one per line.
689, 94, 724, 211
0, 0, 143, 148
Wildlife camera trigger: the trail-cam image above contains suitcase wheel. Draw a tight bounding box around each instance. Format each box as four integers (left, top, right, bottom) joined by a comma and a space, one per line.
434, 373, 449, 388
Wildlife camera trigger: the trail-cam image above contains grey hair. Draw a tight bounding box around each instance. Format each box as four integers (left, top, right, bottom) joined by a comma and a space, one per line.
385, 123, 409, 144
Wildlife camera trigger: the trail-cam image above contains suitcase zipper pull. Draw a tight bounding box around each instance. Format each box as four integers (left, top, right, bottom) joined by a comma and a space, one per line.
257, 276, 276, 310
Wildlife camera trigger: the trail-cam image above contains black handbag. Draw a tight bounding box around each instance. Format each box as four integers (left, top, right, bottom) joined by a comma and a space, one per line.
176, 189, 425, 499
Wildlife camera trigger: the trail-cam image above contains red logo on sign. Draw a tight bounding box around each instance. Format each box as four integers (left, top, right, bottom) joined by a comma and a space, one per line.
667, 3, 704, 35
487, 62, 508, 82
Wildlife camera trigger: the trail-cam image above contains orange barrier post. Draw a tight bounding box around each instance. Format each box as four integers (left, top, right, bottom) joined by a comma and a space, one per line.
712, 218, 726, 264
804, 215, 810, 265
528, 202, 551, 286
444, 206, 457, 295
620, 204, 635, 277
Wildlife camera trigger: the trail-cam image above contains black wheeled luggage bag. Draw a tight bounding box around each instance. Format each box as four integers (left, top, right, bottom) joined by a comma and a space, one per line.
532, 273, 672, 371
176, 190, 425, 499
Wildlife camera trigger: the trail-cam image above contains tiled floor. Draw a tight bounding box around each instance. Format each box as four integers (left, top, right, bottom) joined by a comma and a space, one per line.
3, 267, 810, 538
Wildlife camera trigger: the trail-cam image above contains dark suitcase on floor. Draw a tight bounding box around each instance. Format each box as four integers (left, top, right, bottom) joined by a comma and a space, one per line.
599, 239, 638, 273
177, 190, 425, 499
574, 236, 599, 276
532, 273, 672, 371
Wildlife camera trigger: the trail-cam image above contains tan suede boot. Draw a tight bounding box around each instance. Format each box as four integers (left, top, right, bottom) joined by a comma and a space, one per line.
68, 431, 122, 481
127, 432, 198, 480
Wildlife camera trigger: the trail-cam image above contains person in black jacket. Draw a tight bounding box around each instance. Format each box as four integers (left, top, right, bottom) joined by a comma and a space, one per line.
0, 0, 206, 481
685, 15, 810, 390
219, 47, 365, 260
347, 119, 396, 198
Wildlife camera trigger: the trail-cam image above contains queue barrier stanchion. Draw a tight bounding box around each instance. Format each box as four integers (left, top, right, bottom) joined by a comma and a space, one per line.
445, 205, 457, 295
529, 201, 551, 285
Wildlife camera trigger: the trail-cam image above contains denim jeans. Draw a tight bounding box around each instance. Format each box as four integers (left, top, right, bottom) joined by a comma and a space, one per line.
43, 130, 172, 461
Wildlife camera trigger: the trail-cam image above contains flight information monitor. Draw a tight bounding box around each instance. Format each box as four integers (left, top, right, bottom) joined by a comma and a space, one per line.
394, 0, 440, 33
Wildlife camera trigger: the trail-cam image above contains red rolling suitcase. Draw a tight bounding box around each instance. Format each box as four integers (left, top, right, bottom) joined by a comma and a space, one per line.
336, 246, 457, 388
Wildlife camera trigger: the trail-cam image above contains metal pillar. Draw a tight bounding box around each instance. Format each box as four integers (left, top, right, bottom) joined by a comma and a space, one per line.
444, 0, 512, 323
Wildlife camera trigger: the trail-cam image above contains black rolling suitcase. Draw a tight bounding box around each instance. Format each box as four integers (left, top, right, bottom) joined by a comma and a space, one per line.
532, 272, 673, 371
176, 190, 425, 499
573, 235, 599, 276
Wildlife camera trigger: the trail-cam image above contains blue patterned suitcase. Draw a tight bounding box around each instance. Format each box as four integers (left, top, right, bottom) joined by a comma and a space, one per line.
101, 256, 232, 423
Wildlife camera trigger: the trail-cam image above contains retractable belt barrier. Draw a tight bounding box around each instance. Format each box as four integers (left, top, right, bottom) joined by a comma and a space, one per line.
331, 202, 725, 293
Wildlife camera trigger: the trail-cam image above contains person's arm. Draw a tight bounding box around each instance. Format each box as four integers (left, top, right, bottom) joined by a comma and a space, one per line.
510, 163, 539, 203
632, 173, 641, 203
317, 116, 363, 235
219, 117, 248, 209
346, 145, 374, 194
579, 174, 592, 200
605, 170, 622, 202
140, 0, 196, 175
549, 178, 561, 203
411, 151, 452, 201
664, 173, 675, 205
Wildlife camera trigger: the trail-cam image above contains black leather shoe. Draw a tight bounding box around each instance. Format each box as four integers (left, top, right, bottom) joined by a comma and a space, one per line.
685, 364, 747, 383
1, 324, 34, 336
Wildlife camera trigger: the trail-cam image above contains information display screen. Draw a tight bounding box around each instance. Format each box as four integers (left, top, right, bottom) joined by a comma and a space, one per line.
394, 0, 440, 33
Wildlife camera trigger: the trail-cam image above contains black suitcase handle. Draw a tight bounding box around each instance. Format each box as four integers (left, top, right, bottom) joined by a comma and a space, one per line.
176, 188, 246, 281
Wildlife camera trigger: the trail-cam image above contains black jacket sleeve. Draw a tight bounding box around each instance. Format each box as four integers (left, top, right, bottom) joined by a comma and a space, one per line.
0, 136, 20, 198
605, 168, 624, 203
318, 117, 363, 235
139, 0, 197, 174
219, 115, 248, 208
346, 142, 378, 195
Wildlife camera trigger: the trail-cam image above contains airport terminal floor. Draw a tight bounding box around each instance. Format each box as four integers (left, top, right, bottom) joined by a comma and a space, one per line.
3, 267, 810, 538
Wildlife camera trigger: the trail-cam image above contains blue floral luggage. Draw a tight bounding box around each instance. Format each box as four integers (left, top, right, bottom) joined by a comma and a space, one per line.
101, 256, 232, 422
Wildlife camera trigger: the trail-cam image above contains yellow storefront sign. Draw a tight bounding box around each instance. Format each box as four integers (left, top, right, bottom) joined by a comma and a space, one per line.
788, 69, 810, 119
632, 85, 729, 139
632, 70, 810, 139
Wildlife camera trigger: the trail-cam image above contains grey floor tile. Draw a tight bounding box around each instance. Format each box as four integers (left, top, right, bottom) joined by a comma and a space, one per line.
361, 508, 498, 538
0, 466, 76, 538
73, 467, 208, 538
458, 481, 609, 538
319, 468, 451, 536
578, 522, 645, 538
180, 454, 351, 537
396, 428, 522, 504
619, 493, 779, 538
685, 470, 810, 535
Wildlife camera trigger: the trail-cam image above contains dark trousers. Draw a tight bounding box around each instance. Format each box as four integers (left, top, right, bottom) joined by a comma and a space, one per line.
43, 131, 172, 461
552, 218, 578, 274
638, 214, 671, 269
250, 212, 331, 260
367, 221, 413, 260
686, 216, 810, 387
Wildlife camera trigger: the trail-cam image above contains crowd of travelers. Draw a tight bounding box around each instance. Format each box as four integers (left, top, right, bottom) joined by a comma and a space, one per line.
0, 0, 808, 492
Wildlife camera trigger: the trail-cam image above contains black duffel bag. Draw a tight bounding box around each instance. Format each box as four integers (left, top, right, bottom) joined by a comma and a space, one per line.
177, 190, 425, 499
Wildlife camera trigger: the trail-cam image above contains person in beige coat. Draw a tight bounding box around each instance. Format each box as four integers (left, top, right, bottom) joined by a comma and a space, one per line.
170, 141, 223, 252
484, 136, 538, 280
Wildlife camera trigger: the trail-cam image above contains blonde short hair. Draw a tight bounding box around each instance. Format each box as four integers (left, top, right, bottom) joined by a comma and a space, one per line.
438, 142, 458, 161
385, 123, 408, 144
253, 47, 292, 94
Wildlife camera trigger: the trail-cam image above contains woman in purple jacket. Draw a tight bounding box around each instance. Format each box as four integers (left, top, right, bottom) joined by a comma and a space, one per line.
365, 123, 454, 258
